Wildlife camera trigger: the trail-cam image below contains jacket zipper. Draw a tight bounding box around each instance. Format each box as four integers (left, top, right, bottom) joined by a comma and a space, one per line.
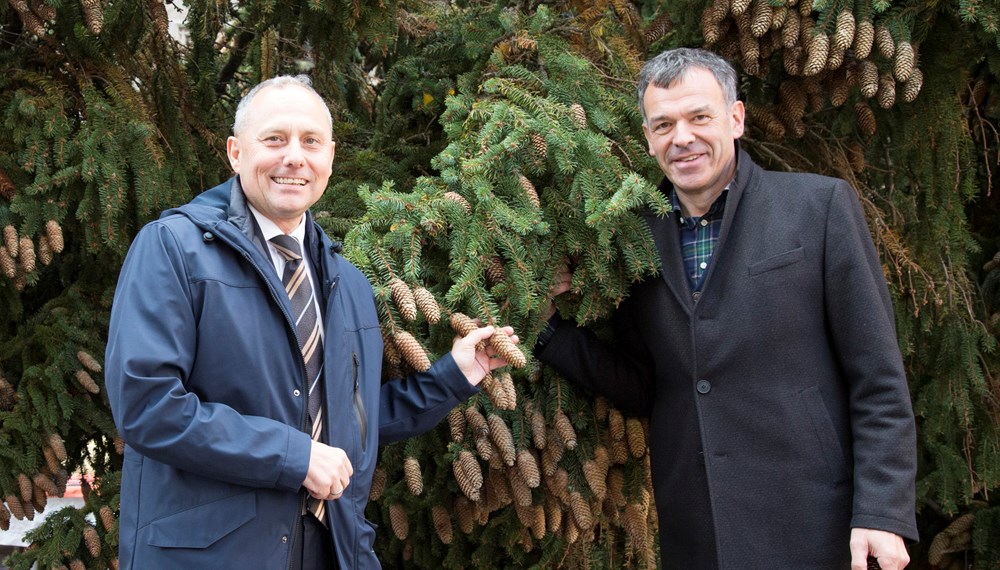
352, 352, 367, 452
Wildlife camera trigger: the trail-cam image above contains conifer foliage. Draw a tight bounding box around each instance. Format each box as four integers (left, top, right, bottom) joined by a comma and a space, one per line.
0, 0, 999, 568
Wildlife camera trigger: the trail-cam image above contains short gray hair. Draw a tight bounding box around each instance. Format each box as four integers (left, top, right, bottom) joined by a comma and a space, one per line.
232, 75, 333, 135
636, 48, 739, 125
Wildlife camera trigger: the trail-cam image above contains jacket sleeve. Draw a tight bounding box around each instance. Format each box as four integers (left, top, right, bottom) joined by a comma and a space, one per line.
105, 222, 311, 492
823, 182, 918, 541
377, 353, 478, 445
535, 299, 656, 417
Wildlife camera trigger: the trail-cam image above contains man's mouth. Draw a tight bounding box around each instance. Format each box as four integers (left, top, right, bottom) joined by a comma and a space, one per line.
672, 154, 702, 163
273, 177, 307, 186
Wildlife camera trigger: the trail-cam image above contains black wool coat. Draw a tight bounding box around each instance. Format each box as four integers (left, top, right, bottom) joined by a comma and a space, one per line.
537, 148, 918, 569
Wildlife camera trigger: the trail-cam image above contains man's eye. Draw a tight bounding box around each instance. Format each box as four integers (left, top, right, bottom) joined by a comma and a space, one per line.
655, 123, 672, 133
264, 135, 283, 143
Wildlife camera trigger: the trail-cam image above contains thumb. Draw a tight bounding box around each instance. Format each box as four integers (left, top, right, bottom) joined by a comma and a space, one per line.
463, 325, 496, 346
849, 538, 870, 570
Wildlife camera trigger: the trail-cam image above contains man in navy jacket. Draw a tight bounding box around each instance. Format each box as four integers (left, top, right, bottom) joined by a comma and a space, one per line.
537, 48, 917, 569
106, 75, 516, 569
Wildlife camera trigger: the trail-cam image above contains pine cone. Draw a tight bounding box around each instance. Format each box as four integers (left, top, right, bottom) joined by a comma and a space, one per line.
389, 503, 409, 540
43, 447, 61, 474
149, 0, 169, 39
530, 406, 546, 450
516, 449, 541, 488
855, 102, 877, 137
779, 80, 807, 119
833, 10, 855, 50
518, 175, 541, 208
454, 496, 475, 534
554, 409, 577, 449
31, 483, 46, 512
411, 286, 440, 324
500, 370, 517, 409
464, 405, 488, 438
369, 466, 387, 501
84, 525, 101, 557
607, 467, 626, 506
701, 10, 725, 46
109, 559, 119, 570
487, 414, 516, 466
81, 0, 104, 35
488, 329, 526, 368
730, 0, 751, 17
747, 103, 785, 140
29, 0, 55, 21
854, 20, 874, 58
38, 236, 52, 266
18, 236, 34, 273
826, 43, 845, 71
624, 503, 649, 552
540, 431, 563, 476
70, 560, 86, 570
0, 246, 15, 279
569, 103, 587, 129
449, 312, 478, 337
875, 25, 894, 59
0, 168, 13, 201
0, 376, 15, 410
381, 327, 401, 366
485, 256, 505, 287
798, 0, 813, 16
902, 69, 923, 103
582, 460, 607, 501
2, 226, 16, 256
113, 436, 125, 455
99, 505, 116, 532
783, 46, 804, 76
49, 433, 67, 461
16, 473, 32, 504
443, 191, 471, 213
893, 41, 915, 82
829, 72, 850, 107
565, 515, 580, 544
5, 495, 25, 520
847, 142, 866, 173
447, 408, 465, 442
781, 11, 800, 48
453, 450, 483, 501
644, 11, 673, 44
507, 468, 532, 507
750, 0, 771, 37
76, 351, 102, 373
529, 133, 547, 160
859, 60, 879, 98
530, 504, 546, 539
431, 505, 453, 544
480, 373, 505, 411
75, 369, 101, 394
32, 473, 56, 497
12, 0, 46, 37
608, 408, 625, 440
803, 33, 829, 76
626, 418, 647, 457
568, 491, 593, 530
877, 73, 896, 109
393, 330, 431, 371
971, 79, 989, 106
388, 278, 417, 321
403, 457, 423, 496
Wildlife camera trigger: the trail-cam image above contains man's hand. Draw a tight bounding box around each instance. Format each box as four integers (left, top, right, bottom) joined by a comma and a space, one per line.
850, 528, 909, 570
302, 441, 353, 500
451, 325, 519, 386
543, 263, 574, 321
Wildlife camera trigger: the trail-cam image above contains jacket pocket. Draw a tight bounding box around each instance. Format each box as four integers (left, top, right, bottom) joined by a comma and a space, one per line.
353, 352, 368, 452
147, 490, 256, 549
799, 385, 850, 483
748, 245, 804, 275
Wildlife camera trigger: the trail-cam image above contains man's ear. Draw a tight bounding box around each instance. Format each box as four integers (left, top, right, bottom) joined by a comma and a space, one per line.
641, 123, 655, 156
731, 100, 746, 139
226, 136, 240, 172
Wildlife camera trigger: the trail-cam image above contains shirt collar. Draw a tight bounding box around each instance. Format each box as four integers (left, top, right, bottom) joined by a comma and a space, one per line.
247, 204, 308, 245
671, 179, 733, 227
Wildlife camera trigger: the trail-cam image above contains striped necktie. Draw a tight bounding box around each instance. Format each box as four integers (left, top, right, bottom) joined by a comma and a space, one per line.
269, 234, 327, 524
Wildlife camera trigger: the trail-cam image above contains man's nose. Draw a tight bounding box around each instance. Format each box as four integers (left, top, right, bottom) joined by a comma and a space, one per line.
283, 140, 305, 167
672, 121, 695, 146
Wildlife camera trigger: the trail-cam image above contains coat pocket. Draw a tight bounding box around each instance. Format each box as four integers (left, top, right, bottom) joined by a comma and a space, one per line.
147, 490, 256, 549
748, 245, 804, 275
799, 385, 850, 483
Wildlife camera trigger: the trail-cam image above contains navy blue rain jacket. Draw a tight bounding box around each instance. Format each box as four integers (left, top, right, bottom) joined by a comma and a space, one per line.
106, 178, 476, 569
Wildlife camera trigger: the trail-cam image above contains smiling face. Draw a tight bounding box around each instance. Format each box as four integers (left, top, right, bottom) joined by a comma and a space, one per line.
226, 84, 335, 233
641, 67, 745, 216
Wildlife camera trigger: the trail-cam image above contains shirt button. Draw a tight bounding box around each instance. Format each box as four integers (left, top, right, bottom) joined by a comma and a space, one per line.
696, 380, 711, 394
699, 262, 707, 269
281, 535, 288, 543
700, 219, 708, 227
293, 389, 301, 397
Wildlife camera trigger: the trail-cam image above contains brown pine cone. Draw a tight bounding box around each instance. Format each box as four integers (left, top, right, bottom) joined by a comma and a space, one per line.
485, 256, 505, 287
488, 329, 526, 368
69, 560, 86, 570
44, 220, 63, 253
902, 69, 923, 103
608, 408, 626, 440
29, 0, 55, 21
453, 450, 483, 501
644, 11, 673, 44
77, 351, 102, 373
403, 457, 423, 496
5, 495, 25, 520
43, 447, 61, 474
626, 418, 647, 457
388, 278, 417, 321
568, 491, 593, 530
833, 10, 855, 50
369, 466, 387, 501
99, 505, 116, 532
750, 0, 771, 37
393, 330, 431, 371
81, 0, 104, 35
530, 406, 546, 450
431, 504, 453, 544
454, 496, 475, 534
876, 25, 894, 59
554, 409, 577, 449
529, 133, 547, 160
32, 473, 57, 496
487, 414, 516, 466
31, 484, 46, 512
877, 73, 896, 109
518, 175, 541, 208
2, 226, 16, 257
464, 406, 489, 438
0, 169, 13, 201
607, 467, 626, 506
0, 503, 9, 532
781, 11, 800, 48
803, 33, 829, 76
49, 433, 67, 461
389, 503, 409, 540
38, 236, 52, 266
447, 408, 466, 442
624, 503, 649, 551
569, 103, 587, 129
411, 286, 440, 324
859, 60, 879, 99
75, 370, 101, 394
730, 0, 751, 17
113, 436, 125, 455
507, 468, 532, 507
516, 449, 541, 488
17, 237, 34, 273
893, 41, 915, 82
84, 524, 101, 557
443, 191, 471, 213
530, 504, 546, 539
17, 473, 32, 504
448, 312, 478, 336
0, 246, 15, 279
854, 20, 874, 58
582, 460, 607, 501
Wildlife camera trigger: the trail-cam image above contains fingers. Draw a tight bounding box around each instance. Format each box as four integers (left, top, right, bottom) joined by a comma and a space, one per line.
303, 442, 354, 501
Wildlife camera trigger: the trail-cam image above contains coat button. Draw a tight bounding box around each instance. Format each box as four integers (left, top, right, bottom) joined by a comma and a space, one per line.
293, 389, 301, 397
202, 232, 214, 242
281, 535, 288, 543
696, 380, 711, 394
692, 291, 701, 302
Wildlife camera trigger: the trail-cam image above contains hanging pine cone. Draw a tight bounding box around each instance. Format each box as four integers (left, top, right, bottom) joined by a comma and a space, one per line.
149, 0, 169, 39
388, 278, 417, 321
797, 0, 813, 16
38, 236, 52, 266
701, 9, 725, 46
480, 374, 505, 411
624, 503, 649, 552
0, 247, 13, 279
113, 436, 125, 455
431, 505, 453, 544
16, 473, 32, 504
529, 133, 547, 160
783, 46, 804, 76
749, 0, 771, 37
518, 175, 541, 208
608, 408, 626, 440
411, 286, 440, 324
569, 103, 587, 129
0, 503, 8, 532
443, 191, 471, 213
499, 370, 517, 409
826, 43, 845, 71
781, 11, 800, 48
854, 20, 874, 58
530, 405, 546, 450
847, 142, 866, 173
42, 447, 60, 474
29, 0, 55, 21
0, 374, 15, 410
854, 102, 877, 137
389, 503, 409, 540
487, 414, 516, 466
739, 33, 761, 76
730, 0, 751, 17
75, 370, 101, 394
485, 469, 512, 513
402, 457, 423, 496
553, 409, 577, 449
877, 73, 896, 109
626, 418, 647, 457
83, 525, 101, 557
770, 5, 788, 30
902, 69, 923, 103
516, 449, 541, 487
447, 408, 465, 442
49, 433, 67, 461
80, 0, 104, 34
449, 312, 478, 336
18, 236, 34, 273
2, 226, 16, 256
540, 431, 563, 476
746, 103, 785, 140
971, 79, 989, 106
507, 469, 532, 507
833, 10, 855, 50
485, 256, 505, 287
369, 466, 387, 501
454, 496, 475, 534
488, 329, 525, 368
803, 33, 829, 76
607, 467, 626, 506
31, 483, 45, 512
893, 41, 915, 82
875, 25, 894, 59
644, 11, 673, 44
453, 450, 483, 501
830, 79, 849, 107
77, 351, 102, 373
393, 330, 431, 371
859, 60, 879, 98
11, 0, 46, 37
5, 495, 25, 520
69, 560, 86, 570
568, 491, 593, 530
779, 81, 807, 120
582, 460, 607, 501
99, 505, 116, 532
0, 168, 13, 201
464, 406, 488, 438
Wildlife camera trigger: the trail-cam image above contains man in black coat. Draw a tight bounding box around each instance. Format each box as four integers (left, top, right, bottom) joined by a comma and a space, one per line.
536, 48, 918, 569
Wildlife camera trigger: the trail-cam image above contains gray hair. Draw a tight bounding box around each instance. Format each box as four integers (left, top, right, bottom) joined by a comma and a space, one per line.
636, 48, 739, 125
232, 75, 333, 135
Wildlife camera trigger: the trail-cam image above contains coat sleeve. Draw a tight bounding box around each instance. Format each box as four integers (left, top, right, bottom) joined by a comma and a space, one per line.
535, 298, 656, 417
105, 222, 311, 492
823, 182, 918, 541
